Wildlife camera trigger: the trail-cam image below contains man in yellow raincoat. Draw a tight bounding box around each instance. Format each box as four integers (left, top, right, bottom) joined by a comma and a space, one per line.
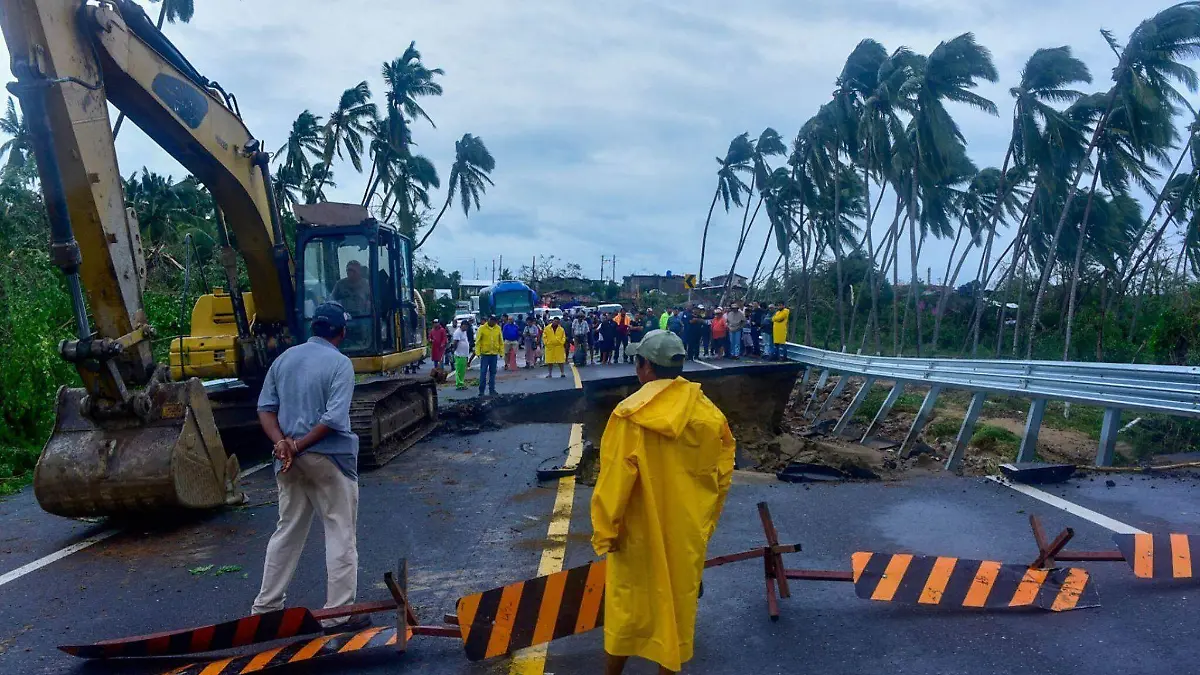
591, 329, 735, 674
770, 304, 790, 359
542, 316, 567, 379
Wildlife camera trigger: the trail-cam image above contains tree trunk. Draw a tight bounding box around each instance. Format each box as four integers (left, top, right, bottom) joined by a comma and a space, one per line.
867, 174, 883, 355
930, 222, 966, 349
891, 195, 904, 356
931, 232, 976, 350
697, 185, 722, 285
969, 141, 1016, 356
414, 189, 454, 250
1028, 92, 1118, 359
720, 193, 763, 306
1061, 169, 1102, 361
747, 216, 774, 291
906, 164, 922, 356
832, 154, 846, 351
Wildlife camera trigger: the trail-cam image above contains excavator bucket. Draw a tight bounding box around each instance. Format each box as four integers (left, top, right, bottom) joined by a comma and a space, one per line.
34, 378, 239, 519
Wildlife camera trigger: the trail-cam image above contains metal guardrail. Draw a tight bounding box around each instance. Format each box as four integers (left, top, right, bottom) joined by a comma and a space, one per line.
779, 343, 1200, 469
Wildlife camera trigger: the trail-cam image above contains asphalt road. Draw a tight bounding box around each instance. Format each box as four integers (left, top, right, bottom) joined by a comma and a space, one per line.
1, 397, 1198, 674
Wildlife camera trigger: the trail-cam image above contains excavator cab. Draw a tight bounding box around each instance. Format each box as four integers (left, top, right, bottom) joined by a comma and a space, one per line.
292, 203, 423, 364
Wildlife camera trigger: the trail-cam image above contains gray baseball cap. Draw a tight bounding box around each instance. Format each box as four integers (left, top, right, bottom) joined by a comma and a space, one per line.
629, 329, 686, 367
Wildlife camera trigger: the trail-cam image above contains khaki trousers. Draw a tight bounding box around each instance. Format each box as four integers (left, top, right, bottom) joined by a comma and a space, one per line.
252, 453, 359, 627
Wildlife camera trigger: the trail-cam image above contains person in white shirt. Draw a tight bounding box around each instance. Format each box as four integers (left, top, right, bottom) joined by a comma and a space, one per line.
451, 318, 473, 390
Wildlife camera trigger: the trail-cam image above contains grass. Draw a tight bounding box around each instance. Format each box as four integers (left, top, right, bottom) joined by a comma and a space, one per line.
925, 416, 963, 441
969, 424, 1021, 458
851, 384, 926, 422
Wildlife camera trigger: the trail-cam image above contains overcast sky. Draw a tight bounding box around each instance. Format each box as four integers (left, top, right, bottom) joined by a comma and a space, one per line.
0, 0, 1184, 284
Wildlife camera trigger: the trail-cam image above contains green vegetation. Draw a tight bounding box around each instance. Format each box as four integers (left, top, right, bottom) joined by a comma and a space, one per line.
714, 5, 1200, 378
924, 416, 963, 441
969, 424, 1022, 458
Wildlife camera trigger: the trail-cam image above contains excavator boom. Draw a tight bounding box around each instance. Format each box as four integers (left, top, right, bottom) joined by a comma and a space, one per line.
0, 0, 294, 517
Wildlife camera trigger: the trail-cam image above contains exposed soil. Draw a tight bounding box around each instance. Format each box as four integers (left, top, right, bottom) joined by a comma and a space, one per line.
745, 374, 1142, 480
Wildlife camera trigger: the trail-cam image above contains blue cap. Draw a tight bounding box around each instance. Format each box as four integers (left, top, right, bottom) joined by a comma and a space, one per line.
312, 301, 349, 330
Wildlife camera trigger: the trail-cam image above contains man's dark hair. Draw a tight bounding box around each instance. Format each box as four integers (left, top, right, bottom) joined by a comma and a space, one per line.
636, 354, 684, 380
312, 321, 345, 340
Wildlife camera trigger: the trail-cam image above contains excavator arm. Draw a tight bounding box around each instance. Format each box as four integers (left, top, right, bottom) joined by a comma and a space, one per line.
0, 0, 295, 516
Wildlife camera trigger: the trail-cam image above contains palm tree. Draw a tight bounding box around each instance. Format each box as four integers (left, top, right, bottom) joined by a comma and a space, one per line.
896, 33, 999, 355
415, 134, 495, 250
0, 98, 32, 177
698, 133, 754, 285
1029, 3, 1200, 357
316, 82, 377, 196
381, 153, 440, 238
719, 127, 786, 304
302, 163, 336, 204
112, 0, 195, 138
382, 42, 445, 127
966, 46, 1092, 355
275, 110, 324, 182
1061, 94, 1173, 360
363, 44, 444, 209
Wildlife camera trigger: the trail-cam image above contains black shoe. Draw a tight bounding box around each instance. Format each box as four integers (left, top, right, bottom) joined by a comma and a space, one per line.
324, 613, 371, 635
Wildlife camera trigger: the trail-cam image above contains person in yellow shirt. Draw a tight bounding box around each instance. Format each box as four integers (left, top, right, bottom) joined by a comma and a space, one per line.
591, 330, 735, 674
474, 315, 504, 396
542, 317, 567, 378
770, 304, 790, 360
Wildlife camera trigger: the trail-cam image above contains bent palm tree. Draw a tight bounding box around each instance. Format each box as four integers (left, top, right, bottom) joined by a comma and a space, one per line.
415, 134, 495, 250
275, 110, 324, 182
897, 33, 999, 355
1029, 3, 1200, 357
967, 45, 1092, 355
698, 133, 754, 285
316, 82, 376, 196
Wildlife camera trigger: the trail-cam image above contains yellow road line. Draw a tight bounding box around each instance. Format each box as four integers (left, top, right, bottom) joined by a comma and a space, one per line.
509, 422, 585, 675
571, 363, 582, 389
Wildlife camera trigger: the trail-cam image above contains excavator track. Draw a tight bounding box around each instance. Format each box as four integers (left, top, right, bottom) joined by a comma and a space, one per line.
349, 375, 439, 469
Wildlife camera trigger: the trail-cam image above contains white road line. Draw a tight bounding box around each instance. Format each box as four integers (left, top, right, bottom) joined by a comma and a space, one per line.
0, 460, 272, 590
986, 475, 1146, 534
0, 529, 120, 588
694, 359, 721, 370
238, 461, 272, 479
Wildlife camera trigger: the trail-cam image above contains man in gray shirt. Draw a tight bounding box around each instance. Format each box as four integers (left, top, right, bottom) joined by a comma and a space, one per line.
725, 303, 747, 359
252, 301, 367, 633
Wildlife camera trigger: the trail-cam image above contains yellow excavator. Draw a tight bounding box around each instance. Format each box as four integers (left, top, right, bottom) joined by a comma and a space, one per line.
1, 0, 438, 518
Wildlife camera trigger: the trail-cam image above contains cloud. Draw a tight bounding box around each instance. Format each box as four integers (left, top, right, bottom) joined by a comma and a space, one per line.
0, 0, 1181, 286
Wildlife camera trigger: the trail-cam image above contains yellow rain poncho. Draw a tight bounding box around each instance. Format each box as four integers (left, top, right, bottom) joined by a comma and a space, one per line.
543, 324, 567, 364
772, 306, 790, 344
591, 376, 735, 672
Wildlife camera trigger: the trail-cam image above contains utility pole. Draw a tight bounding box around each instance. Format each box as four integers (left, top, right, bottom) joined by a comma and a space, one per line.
499, 255, 503, 280
492, 259, 496, 283
611, 255, 617, 284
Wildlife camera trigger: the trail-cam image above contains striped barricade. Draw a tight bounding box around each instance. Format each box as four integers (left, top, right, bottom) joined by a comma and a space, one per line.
851, 552, 1098, 612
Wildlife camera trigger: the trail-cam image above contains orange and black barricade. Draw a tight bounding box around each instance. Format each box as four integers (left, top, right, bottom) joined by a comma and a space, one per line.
1113, 533, 1196, 579
851, 552, 1098, 612
456, 559, 606, 661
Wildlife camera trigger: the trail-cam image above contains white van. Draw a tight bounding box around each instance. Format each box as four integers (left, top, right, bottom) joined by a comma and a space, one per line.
534, 307, 564, 322
597, 303, 623, 315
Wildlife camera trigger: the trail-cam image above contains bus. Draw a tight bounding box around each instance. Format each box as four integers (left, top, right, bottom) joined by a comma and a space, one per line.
477, 280, 539, 320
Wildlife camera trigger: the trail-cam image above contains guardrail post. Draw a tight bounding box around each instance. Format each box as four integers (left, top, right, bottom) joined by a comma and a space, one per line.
1096, 407, 1122, 467
862, 382, 903, 442
900, 385, 942, 456
834, 377, 876, 436
945, 391, 986, 472
814, 374, 850, 420
802, 369, 830, 417
1016, 399, 1047, 462
797, 367, 813, 399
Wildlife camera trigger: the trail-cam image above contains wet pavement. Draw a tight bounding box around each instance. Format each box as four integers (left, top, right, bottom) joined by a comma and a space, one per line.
2, 387, 1199, 674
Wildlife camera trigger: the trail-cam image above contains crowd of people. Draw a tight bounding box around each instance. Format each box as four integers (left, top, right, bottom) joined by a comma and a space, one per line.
424, 301, 793, 395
